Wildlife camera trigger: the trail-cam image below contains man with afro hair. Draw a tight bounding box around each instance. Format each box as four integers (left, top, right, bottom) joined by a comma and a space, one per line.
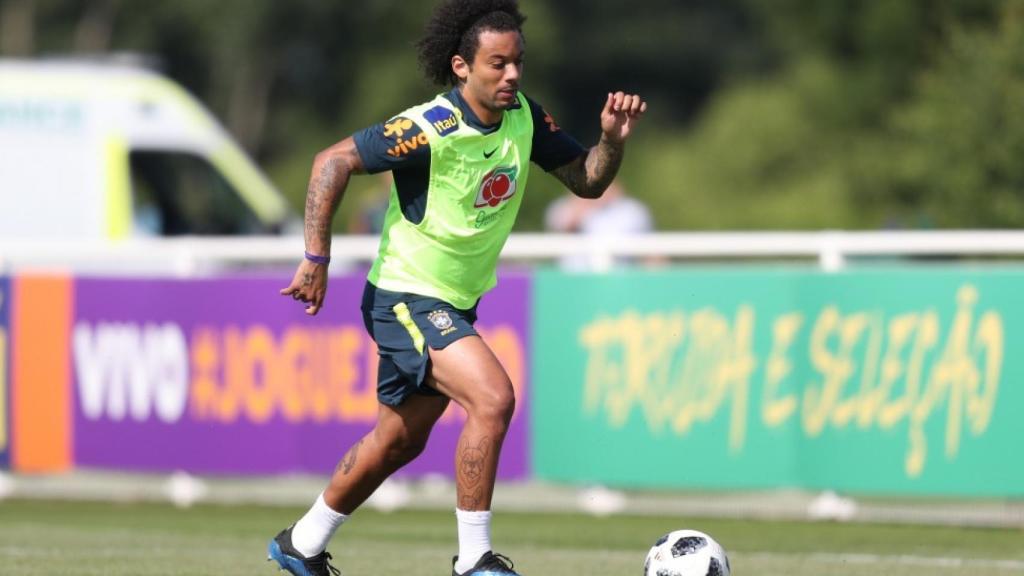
273, 0, 645, 574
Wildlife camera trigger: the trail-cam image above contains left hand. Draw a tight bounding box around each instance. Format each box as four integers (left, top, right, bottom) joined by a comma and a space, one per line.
279, 258, 328, 316
601, 91, 647, 143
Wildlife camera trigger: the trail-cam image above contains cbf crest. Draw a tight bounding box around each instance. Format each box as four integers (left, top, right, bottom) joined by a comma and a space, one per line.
427, 309, 456, 336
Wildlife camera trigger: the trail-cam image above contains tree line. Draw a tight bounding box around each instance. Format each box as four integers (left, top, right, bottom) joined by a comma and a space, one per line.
2, 0, 1019, 231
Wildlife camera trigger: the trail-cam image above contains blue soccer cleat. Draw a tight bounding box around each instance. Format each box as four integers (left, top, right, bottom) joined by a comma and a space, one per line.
267, 526, 341, 576
452, 551, 522, 576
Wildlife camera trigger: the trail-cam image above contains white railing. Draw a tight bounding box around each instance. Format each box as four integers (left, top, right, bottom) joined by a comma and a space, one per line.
2, 230, 1024, 275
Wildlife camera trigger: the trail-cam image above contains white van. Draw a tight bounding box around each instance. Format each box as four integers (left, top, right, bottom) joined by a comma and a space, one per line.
0, 59, 293, 240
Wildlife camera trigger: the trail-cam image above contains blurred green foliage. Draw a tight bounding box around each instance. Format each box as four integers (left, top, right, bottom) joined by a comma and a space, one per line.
3, 0, 1020, 231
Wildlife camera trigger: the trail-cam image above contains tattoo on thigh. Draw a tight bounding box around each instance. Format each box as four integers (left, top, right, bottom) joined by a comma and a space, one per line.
458, 436, 490, 487
337, 438, 364, 475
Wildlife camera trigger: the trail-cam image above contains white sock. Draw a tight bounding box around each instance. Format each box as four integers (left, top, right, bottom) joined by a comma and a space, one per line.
291, 493, 349, 558
454, 508, 492, 574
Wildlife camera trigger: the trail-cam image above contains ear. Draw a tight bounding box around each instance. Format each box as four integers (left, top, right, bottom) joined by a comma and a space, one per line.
452, 54, 470, 82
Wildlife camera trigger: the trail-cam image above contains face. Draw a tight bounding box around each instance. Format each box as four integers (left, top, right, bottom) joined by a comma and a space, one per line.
453, 29, 524, 121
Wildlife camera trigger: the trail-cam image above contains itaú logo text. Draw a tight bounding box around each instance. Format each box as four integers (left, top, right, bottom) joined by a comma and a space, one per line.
473, 166, 518, 208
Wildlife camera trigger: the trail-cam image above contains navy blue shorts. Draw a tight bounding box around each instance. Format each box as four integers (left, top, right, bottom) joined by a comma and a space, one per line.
360, 281, 480, 406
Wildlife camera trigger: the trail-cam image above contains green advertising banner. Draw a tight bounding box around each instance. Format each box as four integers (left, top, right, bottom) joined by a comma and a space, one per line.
533, 266, 1022, 496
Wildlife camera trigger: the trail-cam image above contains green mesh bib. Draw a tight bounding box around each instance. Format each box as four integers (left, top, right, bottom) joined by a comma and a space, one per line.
367, 93, 534, 308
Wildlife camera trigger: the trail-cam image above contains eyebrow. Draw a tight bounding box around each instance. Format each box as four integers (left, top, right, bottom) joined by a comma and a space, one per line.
488, 51, 526, 61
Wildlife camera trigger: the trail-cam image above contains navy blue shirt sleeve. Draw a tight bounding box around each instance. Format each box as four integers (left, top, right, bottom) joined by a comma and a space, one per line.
353, 115, 431, 174
526, 96, 587, 172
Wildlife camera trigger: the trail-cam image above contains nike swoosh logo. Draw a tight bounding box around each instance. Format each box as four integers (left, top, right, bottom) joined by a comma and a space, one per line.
483, 147, 498, 158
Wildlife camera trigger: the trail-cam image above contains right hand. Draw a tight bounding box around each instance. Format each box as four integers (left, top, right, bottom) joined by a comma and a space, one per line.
280, 259, 328, 316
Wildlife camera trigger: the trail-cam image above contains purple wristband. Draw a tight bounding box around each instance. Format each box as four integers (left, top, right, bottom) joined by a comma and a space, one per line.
304, 251, 331, 265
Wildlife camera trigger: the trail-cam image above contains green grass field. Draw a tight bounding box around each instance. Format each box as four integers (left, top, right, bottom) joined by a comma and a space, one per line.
1, 499, 1022, 575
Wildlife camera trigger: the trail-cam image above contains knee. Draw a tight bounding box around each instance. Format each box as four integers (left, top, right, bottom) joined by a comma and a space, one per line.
473, 383, 515, 429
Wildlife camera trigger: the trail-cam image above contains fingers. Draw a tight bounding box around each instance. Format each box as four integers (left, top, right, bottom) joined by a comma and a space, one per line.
304, 289, 325, 315
289, 288, 323, 315
284, 288, 312, 307
620, 93, 633, 112
280, 280, 307, 300
607, 91, 647, 117
610, 91, 631, 112
629, 97, 646, 116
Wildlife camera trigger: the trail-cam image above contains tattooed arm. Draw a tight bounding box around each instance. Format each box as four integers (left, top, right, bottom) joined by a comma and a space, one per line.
551, 91, 647, 199
279, 137, 366, 316
551, 134, 625, 199
303, 138, 364, 256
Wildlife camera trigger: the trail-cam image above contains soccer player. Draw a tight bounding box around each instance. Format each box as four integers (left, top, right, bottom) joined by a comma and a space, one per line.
270, 0, 646, 574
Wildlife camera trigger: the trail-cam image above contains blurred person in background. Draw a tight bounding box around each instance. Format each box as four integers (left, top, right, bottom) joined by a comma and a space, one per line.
545, 179, 654, 270
275, 0, 646, 574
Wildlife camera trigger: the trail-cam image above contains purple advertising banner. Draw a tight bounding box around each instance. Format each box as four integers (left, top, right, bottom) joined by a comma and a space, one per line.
71, 271, 531, 478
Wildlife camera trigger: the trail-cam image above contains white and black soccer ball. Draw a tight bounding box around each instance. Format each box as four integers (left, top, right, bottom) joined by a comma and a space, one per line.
643, 529, 731, 576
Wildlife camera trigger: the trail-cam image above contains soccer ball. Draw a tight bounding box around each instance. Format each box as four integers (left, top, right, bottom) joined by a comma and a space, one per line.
643, 529, 731, 576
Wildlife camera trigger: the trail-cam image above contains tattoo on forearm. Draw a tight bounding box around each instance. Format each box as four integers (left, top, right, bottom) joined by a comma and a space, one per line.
553, 138, 624, 199
336, 438, 364, 476
553, 157, 588, 198
305, 155, 347, 253
585, 136, 624, 195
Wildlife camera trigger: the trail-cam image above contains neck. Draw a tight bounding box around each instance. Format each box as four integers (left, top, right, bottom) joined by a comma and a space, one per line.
458, 85, 502, 125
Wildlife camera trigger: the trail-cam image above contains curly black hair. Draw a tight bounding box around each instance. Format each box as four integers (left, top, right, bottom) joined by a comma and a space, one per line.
416, 0, 527, 87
